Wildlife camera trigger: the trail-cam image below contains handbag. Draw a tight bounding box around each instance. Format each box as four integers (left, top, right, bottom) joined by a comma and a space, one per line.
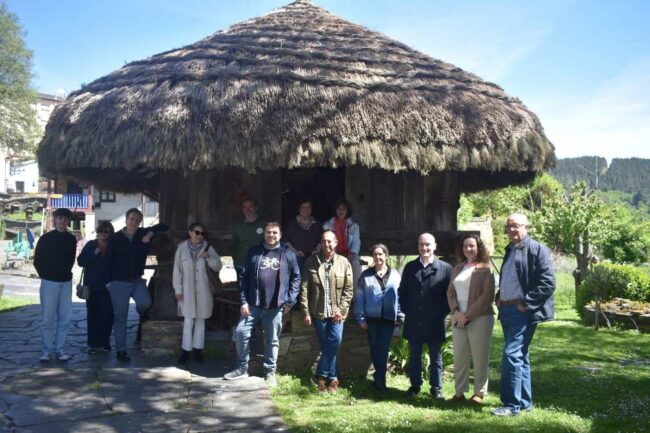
203, 242, 222, 296
76, 268, 90, 300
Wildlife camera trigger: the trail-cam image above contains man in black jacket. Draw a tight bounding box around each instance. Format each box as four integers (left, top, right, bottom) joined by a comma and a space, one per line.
105, 208, 168, 362
492, 213, 555, 417
398, 233, 452, 399
33, 208, 77, 362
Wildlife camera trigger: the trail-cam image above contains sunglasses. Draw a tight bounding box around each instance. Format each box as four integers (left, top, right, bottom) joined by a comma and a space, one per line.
192, 230, 204, 236
97, 229, 112, 234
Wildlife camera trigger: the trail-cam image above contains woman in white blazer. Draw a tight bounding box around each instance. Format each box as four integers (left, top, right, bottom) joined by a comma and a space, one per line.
173, 222, 222, 364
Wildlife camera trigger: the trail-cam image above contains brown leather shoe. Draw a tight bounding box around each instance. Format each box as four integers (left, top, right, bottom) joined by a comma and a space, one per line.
448, 394, 467, 403
469, 394, 484, 404
312, 375, 327, 392
327, 379, 340, 393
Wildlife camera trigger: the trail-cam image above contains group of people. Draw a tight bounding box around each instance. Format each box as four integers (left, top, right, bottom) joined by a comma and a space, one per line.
355, 212, 554, 417
222, 201, 555, 417
34, 198, 554, 417
222, 198, 359, 391
34, 207, 168, 363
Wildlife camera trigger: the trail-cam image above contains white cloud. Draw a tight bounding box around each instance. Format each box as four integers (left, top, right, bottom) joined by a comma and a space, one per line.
535, 58, 650, 161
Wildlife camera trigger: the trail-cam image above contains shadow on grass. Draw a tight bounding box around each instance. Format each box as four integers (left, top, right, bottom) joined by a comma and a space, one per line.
487, 318, 650, 433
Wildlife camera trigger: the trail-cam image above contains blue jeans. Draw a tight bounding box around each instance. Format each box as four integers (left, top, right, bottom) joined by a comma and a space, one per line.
234, 306, 283, 374
107, 279, 151, 352
313, 318, 344, 380
408, 340, 443, 390
39, 279, 72, 354
366, 321, 395, 386
499, 304, 538, 412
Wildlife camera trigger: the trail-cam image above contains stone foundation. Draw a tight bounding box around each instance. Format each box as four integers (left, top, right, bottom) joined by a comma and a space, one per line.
141, 310, 373, 377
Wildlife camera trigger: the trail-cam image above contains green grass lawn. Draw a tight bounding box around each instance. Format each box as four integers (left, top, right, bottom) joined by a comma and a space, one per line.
0, 296, 36, 313
271, 271, 650, 433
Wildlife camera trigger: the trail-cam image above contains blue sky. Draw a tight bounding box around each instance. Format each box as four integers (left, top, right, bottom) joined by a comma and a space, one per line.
6, 0, 650, 161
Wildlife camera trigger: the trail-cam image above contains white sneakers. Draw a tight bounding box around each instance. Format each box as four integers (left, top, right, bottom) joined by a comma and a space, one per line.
39, 352, 71, 361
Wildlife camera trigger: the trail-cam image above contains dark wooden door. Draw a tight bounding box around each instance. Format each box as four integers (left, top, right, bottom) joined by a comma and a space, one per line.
281, 168, 345, 226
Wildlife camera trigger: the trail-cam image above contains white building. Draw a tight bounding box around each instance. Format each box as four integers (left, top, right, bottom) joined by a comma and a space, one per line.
94, 190, 159, 232
7, 159, 39, 193
1, 93, 64, 194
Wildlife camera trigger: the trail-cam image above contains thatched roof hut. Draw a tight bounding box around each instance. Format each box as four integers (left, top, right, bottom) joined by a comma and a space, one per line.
37, 1, 557, 349
38, 0, 553, 195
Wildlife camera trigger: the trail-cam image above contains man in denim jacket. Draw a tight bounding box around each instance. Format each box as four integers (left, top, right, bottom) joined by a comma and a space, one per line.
492, 213, 555, 417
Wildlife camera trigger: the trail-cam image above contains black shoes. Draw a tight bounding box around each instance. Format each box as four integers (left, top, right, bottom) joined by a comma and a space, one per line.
178, 350, 191, 365
406, 386, 421, 398
406, 386, 443, 399
193, 349, 205, 363
116, 351, 130, 362
178, 349, 204, 365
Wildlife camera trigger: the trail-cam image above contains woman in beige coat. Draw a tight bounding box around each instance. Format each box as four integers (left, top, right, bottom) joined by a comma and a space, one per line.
447, 234, 495, 404
173, 222, 222, 364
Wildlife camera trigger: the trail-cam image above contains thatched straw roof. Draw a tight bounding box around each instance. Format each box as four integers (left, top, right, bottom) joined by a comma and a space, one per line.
38, 0, 554, 192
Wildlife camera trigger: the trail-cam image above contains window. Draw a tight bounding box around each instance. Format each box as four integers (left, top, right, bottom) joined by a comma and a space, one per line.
100, 191, 116, 202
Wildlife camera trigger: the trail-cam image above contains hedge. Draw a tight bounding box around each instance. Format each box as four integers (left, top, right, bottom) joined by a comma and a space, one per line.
576, 262, 650, 317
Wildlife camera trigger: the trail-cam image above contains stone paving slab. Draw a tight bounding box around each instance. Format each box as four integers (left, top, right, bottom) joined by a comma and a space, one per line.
0, 300, 288, 433
0, 368, 287, 433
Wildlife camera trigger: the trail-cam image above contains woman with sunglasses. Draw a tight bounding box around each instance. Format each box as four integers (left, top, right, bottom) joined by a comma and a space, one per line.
173, 222, 222, 364
77, 221, 115, 353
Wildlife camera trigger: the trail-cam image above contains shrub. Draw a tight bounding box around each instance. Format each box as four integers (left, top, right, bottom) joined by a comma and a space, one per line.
491, 217, 510, 254
388, 333, 453, 377
576, 262, 650, 317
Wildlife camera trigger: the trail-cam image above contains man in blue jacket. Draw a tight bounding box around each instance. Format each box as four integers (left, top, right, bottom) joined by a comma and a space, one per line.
224, 222, 301, 387
492, 213, 555, 417
398, 233, 452, 399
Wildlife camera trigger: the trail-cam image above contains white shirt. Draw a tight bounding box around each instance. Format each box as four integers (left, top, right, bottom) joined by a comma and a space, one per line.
453, 265, 474, 313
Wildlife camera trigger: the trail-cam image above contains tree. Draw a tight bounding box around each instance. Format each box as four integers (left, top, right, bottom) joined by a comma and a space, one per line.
0, 2, 41, 155
532, 182, 611, 294
599, 204, 650, 264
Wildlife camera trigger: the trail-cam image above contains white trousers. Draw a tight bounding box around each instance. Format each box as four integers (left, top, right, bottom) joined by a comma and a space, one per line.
182, 317, 206, 351
451, 313, 495, 396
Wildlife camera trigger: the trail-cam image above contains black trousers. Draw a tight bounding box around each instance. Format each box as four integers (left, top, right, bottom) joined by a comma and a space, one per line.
86, 287, 114, 350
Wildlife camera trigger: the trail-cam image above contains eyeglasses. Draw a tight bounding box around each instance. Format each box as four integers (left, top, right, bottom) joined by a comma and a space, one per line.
505, 224, 527, 230
97, 230, 112, 234
192, 230, 204, 236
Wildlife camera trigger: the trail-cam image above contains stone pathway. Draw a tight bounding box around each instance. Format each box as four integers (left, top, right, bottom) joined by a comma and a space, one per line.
0, 302, 287, 433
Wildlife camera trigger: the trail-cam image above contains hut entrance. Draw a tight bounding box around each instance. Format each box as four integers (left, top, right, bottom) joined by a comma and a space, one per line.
281, 168, 345, 225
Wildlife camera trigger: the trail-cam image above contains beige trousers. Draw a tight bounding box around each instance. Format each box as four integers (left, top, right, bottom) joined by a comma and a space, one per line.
451, 313, 495, 396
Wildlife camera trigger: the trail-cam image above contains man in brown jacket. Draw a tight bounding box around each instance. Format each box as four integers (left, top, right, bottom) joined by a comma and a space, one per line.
300, 230, 354, 392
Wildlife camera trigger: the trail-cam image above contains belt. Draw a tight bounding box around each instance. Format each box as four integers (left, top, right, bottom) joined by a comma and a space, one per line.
499, 299, 522, 306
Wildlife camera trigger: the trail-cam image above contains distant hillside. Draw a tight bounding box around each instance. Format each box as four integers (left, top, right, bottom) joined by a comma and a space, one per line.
551, 156, 608, 190
551, 156, 650, 205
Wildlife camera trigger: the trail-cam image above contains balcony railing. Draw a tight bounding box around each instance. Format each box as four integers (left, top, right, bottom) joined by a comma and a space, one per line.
50, 194, 89, 209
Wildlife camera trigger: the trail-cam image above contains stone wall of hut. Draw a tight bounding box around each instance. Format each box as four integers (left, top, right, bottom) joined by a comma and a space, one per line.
141, 311, 373, 376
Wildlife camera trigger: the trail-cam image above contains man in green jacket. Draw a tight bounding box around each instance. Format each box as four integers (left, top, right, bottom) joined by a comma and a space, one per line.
299, 230, 354, 393
232, 199, 266, 278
